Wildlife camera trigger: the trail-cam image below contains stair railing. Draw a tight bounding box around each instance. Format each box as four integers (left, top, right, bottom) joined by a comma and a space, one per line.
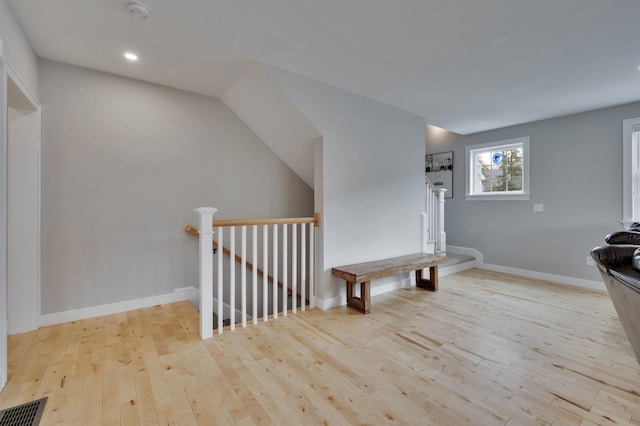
186, 225, 296, 297
424, 177, 446, 254
192, 208, 320, 339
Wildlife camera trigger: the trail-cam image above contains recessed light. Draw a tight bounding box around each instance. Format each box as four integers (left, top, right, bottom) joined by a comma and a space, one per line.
124, 52, 138, 62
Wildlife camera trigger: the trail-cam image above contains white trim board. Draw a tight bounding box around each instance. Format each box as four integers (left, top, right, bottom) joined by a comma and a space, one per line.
314, 295, 340, 311
622, 117, 640, 224
39, 287, 199, 328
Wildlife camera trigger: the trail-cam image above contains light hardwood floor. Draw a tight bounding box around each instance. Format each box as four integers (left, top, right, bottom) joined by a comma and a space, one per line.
1, 268, 639, 425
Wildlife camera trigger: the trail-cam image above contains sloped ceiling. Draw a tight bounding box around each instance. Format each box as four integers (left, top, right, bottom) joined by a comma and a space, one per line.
221, 63, 320, 188
8, 0, 640, 135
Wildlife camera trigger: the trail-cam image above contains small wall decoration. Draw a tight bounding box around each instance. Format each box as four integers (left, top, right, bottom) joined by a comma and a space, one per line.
425, 151, 453, 198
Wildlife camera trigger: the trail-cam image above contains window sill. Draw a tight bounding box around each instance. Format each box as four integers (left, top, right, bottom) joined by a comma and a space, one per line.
465, 193, 530, 201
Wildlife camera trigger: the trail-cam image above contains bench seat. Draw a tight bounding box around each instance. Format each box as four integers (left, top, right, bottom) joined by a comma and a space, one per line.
332, 252, 447, 314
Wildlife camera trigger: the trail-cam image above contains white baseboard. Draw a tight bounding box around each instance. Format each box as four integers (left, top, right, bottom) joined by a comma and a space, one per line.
40, 287, 198, 327
179, 287, 200, 308
314, 277, 412, 311
316, 295, 342, 310
480, 262, 605, 291
446, 245, 604, 291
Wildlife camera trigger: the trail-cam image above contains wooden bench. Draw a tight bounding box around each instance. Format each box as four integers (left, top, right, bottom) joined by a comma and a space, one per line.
331, 253, 447, 314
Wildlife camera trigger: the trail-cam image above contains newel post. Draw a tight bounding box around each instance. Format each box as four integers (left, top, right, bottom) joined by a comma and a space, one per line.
437, 189, 447, 254
196, 207, 217, 339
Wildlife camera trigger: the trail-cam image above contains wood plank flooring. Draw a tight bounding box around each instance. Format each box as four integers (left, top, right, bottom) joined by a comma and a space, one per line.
1, 268, 639, 425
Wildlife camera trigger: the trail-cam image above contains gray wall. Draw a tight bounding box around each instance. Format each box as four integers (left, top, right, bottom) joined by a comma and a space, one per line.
267, 65, 426, 304
0, 0, 39, 384
427, 101, 640, 282
0, 0, 38, 95
39, 59, 313, 314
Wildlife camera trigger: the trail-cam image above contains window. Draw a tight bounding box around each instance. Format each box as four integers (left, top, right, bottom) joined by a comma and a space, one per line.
465, 136, 530, 200
623, 118, 640, 225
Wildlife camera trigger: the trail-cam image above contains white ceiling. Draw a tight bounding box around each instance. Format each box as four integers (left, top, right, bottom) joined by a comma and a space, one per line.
8, 0, 640, 134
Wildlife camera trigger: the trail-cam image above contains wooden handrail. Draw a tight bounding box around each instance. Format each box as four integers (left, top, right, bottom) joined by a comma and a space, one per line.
425, 176, 439, 196
185, 225, 307, 302
212, 212, 320, 228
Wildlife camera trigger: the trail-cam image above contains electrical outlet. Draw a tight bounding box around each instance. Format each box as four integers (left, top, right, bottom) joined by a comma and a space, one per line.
586, 256, 595, 266
533, 203, 544, 212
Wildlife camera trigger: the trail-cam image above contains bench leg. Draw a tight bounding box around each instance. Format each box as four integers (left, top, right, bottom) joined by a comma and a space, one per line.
346, 281, 371, 314
416, 266, 438, 291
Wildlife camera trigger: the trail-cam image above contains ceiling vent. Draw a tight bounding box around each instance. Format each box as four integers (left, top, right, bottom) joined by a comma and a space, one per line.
127, 1, 151, 19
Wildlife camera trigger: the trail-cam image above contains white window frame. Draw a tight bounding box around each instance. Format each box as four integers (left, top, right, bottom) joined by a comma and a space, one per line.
465, 136, 530, 201
622, 117, 640, 225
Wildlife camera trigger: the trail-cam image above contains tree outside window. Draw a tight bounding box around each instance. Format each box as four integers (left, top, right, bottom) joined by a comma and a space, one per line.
466, 137, 529, 201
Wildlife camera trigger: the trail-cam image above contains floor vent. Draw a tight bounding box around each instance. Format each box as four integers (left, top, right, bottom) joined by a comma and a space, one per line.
0, 397, 47, 426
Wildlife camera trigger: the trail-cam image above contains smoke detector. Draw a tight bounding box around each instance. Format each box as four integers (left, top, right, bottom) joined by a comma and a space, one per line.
127, 1, 151, 19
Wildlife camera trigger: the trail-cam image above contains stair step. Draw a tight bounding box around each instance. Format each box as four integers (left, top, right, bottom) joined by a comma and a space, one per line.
444, 254, 475, 266
439, 254, 476, 277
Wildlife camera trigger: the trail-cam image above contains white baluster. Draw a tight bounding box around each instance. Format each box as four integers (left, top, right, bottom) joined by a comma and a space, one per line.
429, 191, 436, 242
272, 224, 278, 319
309, 222, 314, 309
282, 224, 288, 317
434, 193, 438, 241
252, 225, 258, 324
438, 188, 447, 253
426, 193, 431, 241
217, 225, 223, 334
433, 194, 437, 241
241, 226, 247, 328
301, 223, 306, 311
262, 225, 268, 322
292, 223, 297, 314
421, 212, 428, 253
427, 190, 432, 241
195, 207, 217, 340
230, 226, 236, 331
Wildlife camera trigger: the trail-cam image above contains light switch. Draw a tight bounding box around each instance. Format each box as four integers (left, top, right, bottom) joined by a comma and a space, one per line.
533, 203, 544, 212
